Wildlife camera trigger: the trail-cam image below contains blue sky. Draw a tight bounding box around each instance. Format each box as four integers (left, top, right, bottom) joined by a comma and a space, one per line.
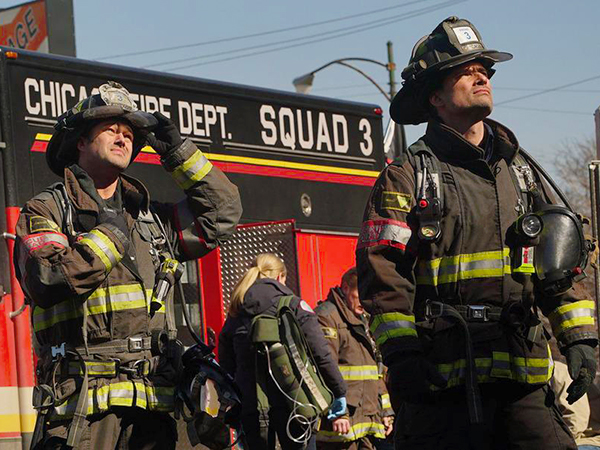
4, 0, 600, 168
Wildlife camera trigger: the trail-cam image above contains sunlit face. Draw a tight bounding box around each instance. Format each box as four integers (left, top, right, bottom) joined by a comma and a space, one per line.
430, 61, 493, 120
342, 283, 363, 316
77, 120, 134, 175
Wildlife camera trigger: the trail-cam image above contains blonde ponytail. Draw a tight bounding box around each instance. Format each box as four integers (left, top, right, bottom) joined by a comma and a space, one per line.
228, 253, 287, 317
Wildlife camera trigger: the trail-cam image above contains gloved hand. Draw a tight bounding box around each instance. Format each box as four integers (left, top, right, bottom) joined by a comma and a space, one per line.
327, 396, 347, 421
146, 111, 183, 155
387, 353, 447, 402
563, 343, 598, 404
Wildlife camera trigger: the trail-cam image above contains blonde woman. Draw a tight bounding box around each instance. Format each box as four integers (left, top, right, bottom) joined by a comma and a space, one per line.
219, 254, 347, 450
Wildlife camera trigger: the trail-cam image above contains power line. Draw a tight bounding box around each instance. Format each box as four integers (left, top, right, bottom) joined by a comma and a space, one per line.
146, 0, 454, 70
95, 0, 435, 61
164, 0, 464, 72
494, 87, 600, 93
495, 74, 600, 106
494, 105, 591, 116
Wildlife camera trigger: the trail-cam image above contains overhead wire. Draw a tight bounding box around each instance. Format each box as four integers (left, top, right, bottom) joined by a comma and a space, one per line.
147, 0, 462, 70
163, 0, 465, 72
95, 0, 437, 61
495, 74, 600, 106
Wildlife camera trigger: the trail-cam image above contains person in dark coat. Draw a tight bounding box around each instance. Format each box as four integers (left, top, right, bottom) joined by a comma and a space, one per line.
219, 253, 347, 450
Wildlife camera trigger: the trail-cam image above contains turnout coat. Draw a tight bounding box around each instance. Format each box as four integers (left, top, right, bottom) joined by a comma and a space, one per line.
315, 287, 393, 443
14, 139, 242, 420
356, 119, 597, 391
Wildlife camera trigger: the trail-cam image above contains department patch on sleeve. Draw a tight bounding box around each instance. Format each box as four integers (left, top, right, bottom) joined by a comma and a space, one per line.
300, 300, 314, 313
321, 327, 338, 339
29, 216, 60, 233
381, 191, 412, 212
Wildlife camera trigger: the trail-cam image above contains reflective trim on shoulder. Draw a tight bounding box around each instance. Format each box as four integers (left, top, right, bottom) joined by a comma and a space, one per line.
171, 150, 213, 190
357, 219, 412, 251
21, 231, 69, 252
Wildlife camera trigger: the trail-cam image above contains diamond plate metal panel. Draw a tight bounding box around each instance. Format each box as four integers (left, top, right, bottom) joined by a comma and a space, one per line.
219, 221, 298, 315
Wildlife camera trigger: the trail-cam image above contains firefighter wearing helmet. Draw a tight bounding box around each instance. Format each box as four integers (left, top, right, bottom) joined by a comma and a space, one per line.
13, 81, 242, 449
356, 17, 597, 449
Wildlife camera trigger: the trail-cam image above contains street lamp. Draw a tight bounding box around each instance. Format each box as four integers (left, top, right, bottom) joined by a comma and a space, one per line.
292, 42, 405, 155
293, 57, 393, 102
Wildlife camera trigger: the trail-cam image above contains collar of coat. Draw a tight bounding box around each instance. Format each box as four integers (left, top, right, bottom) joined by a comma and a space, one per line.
424, 118, 521, 166
327, 287, 366, 327
62, 164, 151, 215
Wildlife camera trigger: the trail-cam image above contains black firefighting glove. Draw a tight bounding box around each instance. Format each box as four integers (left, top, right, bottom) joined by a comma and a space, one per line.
97, 208, 130, 253
387, 353, 447, 403
563, 343, 597, 404
145, 111, 183, 155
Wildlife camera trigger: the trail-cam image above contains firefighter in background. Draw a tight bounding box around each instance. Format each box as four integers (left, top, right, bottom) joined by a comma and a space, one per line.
315, 268, 394, 450
218, 253, 347, 450
356, 17, 597, 449
13, 81, 242, 449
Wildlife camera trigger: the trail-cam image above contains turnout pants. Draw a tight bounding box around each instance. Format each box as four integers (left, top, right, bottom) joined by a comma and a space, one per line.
394, 382, 576, 450
35, 407, 177, 450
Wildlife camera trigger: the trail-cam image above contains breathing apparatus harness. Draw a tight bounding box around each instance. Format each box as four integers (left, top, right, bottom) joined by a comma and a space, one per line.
29, 179, 241, 448
250, 295, 334, 446
403, 140, 593, 425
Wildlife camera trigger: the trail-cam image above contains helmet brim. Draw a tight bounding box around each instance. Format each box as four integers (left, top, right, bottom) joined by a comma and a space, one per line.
390, 50, 512, 125
46, 109, 158, 176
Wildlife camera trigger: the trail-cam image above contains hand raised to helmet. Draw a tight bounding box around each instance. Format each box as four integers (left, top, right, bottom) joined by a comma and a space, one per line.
146, 111, 183, 155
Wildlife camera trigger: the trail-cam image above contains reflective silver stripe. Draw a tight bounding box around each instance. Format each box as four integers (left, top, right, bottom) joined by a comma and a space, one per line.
549, 301, 596, 335
338, 365, 379, 381
171, 151, 213, 190
357, 219, 412, 249
80, 229, 120, 271
416, 249, 511, 285
33, 285, 146, 332
21, 232, 69, 251
370, 313, 417, 346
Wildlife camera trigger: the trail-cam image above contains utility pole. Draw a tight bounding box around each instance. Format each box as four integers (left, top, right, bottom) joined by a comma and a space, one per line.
595, 107, 600, 159
386, 41, 397, 99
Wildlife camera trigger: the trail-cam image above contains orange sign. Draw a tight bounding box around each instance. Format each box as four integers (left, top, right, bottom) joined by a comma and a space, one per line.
0, 1, 48, 52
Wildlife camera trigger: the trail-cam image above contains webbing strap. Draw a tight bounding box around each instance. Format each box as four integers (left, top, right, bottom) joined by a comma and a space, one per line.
74, 336, 152, 355
66, 357, 89, 447
279, 298, 329, 412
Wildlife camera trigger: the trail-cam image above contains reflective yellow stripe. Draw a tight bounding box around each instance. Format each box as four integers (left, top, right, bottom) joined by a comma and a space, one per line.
33, 284, 146, 332
416, 248, 511, 286
79, 229, 121, 272
172, 150, 213, 189
381, 393, 391, 410
51, 382, 175, 419
549, 300, 596, 335
370, 312, 417, 346
318, 421, 386, 441
338, 365, 380, 381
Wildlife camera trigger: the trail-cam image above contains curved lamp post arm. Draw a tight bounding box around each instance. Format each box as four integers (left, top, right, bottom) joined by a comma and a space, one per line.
334, 61, 391, 102
293, 57, 392, 102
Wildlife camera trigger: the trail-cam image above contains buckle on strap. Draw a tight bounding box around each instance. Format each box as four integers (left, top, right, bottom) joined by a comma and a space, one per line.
51, 343, 66, 361
465, 305, 490, 322
128, 337, 144, 352
424, 300, 445, 320
119, 359, 149, 377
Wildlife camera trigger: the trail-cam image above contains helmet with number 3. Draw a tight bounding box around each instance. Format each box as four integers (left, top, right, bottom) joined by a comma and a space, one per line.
390, 16, 513, 125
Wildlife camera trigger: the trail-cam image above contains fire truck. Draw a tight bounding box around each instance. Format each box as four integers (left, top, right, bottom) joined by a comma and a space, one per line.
0, 47, 390, 449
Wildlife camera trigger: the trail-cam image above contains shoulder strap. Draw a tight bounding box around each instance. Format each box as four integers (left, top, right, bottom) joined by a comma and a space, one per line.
277, 295, 294, 314
44, 182, 76, 239
508, 151, 535, 214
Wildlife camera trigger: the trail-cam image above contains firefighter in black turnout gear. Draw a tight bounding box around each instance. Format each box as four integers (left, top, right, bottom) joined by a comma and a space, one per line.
356, 17, 598, 450
14, 82, 242, 449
